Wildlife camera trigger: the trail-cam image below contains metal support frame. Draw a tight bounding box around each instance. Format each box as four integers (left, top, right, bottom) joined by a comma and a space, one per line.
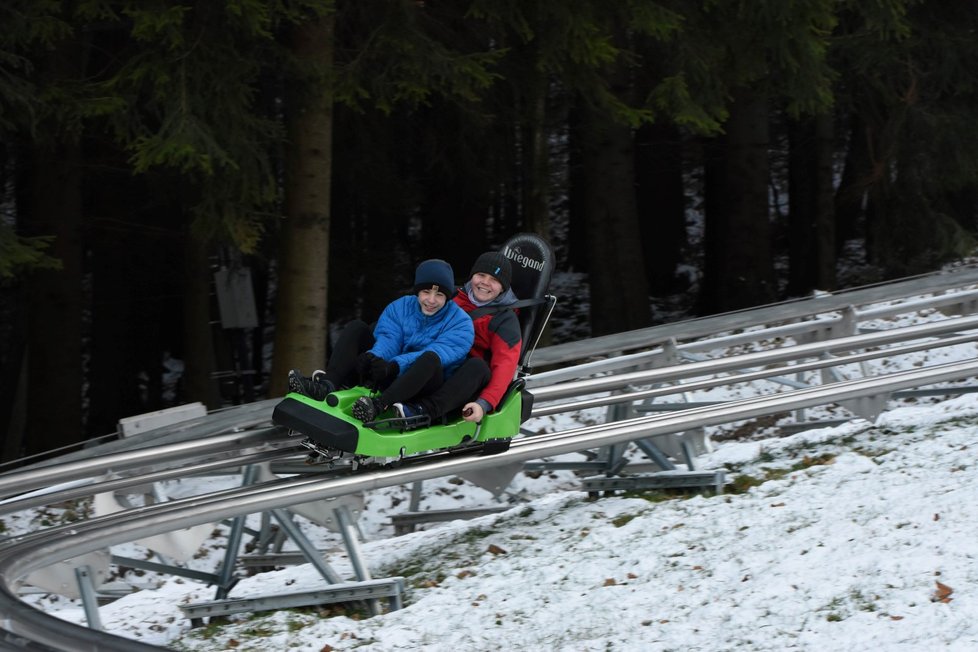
110, 555, 221, 585
180, 501, 399, 623
269, 509, 342, 584
632, 439, 675, 471
398, 476, 517, 534
526, 353, 716, 489
336, 504, 381, 616
214, 464, 260, 599
391, 506, 509, 536
180, 468, 396, 622
179, 577, 405, 623
581, 470, 727, 496
74, 566, 102, 631
239, 552, 328, 569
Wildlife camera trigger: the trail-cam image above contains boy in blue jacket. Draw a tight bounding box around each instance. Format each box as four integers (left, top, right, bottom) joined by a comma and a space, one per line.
289, 259, 473, 423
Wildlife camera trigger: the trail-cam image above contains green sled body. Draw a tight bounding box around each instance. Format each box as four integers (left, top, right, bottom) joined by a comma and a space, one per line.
272, 385, 522, 458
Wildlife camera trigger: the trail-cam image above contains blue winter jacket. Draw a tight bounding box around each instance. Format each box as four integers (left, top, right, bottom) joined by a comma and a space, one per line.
369, 295, 474, 377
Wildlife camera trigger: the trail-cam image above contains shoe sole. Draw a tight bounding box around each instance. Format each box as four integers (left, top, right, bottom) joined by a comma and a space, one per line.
288, 369, 329, 401
288, 370, 302, 394
352, 398, 376, 421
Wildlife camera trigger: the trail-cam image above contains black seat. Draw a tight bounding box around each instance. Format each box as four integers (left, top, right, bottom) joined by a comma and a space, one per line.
499, 232, 557, 375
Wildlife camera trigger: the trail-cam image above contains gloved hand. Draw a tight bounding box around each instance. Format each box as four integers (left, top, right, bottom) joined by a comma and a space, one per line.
368, 357, 399, 390
356, 352, 378, 384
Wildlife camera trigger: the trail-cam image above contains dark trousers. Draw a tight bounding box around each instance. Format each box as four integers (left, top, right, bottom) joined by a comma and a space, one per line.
378, 350, 446, 409
416, 356, 491, 420
321, 319, 374, 389
322, 319, 448, 410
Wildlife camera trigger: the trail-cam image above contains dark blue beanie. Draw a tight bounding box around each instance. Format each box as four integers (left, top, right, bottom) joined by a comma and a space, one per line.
413, 259, 456, 297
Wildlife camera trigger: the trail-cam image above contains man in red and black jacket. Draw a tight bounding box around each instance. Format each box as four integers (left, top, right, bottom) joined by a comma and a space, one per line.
392, 252, 522, 424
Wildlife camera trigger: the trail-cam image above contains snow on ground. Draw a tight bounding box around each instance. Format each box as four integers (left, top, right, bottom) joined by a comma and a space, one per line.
33, 391, 978, 651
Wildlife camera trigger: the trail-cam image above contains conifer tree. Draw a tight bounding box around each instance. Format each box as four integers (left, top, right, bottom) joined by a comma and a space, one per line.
832, 0, 978, 276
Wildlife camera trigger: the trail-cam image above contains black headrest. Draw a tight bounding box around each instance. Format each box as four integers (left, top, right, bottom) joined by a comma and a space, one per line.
500, 233, 554, 302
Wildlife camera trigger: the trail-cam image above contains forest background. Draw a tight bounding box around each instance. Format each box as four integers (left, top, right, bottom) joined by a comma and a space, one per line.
2, 0, 978, 459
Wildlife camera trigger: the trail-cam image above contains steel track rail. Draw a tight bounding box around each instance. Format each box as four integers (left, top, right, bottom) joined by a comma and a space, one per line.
529, 287, 978, 385
528, 312, 978, 397
533, 263, 978, 367
530, 329, 978, 416
0, 429, 297, 502
3, 358, 978, 650
6, 399, 281, 474
0, 447, 305, 519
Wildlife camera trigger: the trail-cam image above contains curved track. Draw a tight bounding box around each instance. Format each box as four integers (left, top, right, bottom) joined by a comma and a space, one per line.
4, 267, 978, 650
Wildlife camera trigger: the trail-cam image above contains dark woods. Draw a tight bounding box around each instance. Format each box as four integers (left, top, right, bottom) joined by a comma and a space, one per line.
3, 1, 978, 457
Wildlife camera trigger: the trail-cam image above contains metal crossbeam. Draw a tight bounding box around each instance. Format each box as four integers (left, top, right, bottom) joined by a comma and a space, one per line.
391, 507, 509, 535
179, 577, 405, 620
238, 552, 331, 568
109, 555, 221, 586
581, 470, 727, 495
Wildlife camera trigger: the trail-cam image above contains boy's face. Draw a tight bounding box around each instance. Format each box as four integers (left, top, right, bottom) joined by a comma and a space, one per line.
417, 287, 448, 315
470, 272, 503, 302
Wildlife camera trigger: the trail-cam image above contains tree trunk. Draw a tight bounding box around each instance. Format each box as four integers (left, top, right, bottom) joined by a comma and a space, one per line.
862, 115, 894, 270
834, 113, 872, 252
787, 112, 836, 296
635, 122, 687, 295
414, 96, 506, 271
699, 87, 776, 314
579, 100, 652, 336
0, 288, 28, 461
521, 60, 551, 242
182, 230, 222, 409
269, 12, 335, 397
23, 138, 85, 455
566, 106, 589, 271
417, 102, 494, 273
87, 213, 141, 438
22, 30, 89, 454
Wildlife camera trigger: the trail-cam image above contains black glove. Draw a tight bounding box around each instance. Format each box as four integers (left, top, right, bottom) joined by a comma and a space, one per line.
356, 352, 377, 384
368, 358, 399, 390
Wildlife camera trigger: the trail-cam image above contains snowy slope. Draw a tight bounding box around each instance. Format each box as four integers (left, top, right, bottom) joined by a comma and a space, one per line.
35, 393, 978, 651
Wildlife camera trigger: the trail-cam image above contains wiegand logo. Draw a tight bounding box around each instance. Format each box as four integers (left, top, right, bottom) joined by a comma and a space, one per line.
502, 245, 545, 271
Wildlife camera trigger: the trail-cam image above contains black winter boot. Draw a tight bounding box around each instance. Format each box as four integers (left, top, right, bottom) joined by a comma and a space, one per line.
352, 395, 384, 422
288, 369, 334, 401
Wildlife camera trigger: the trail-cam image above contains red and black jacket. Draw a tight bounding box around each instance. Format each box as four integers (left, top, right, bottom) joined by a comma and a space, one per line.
453, 288, 522, 411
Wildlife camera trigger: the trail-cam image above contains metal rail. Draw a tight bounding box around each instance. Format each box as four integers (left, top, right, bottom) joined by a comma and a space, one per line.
5, 399, 281, 474
0, 429, 297, 503
529, 313, 978, 399
0, 447, 301, 518
533, 263, 978, 367
531, 330, 978, 416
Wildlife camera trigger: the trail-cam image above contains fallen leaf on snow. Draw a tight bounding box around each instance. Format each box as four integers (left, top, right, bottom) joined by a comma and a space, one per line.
932, 581, 953, 603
